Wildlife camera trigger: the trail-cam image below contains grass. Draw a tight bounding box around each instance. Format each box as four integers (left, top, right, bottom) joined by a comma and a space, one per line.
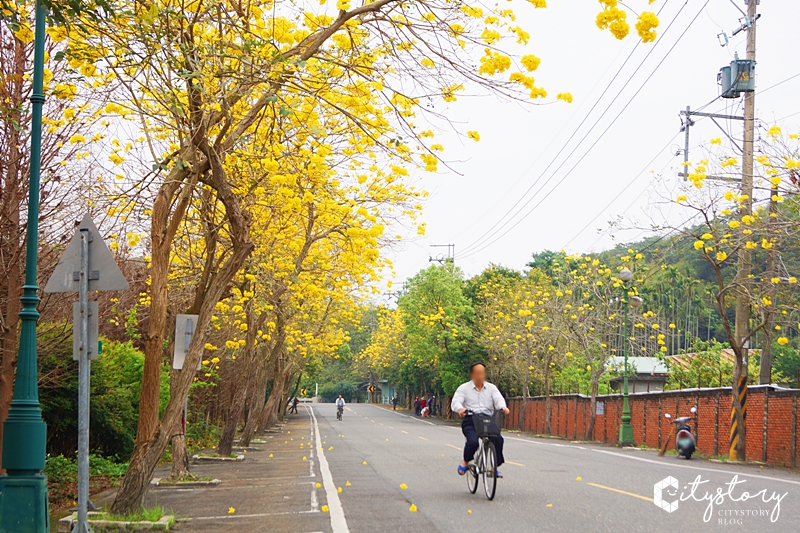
102, 504, 172, 524
160, 474, 213, 483
195, 452, 238, 458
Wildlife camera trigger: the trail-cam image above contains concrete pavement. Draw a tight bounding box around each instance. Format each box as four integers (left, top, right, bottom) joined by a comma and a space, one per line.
153, 403, 800, 532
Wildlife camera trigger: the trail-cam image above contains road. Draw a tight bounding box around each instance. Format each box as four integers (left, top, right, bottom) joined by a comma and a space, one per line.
151, 403, 800, 533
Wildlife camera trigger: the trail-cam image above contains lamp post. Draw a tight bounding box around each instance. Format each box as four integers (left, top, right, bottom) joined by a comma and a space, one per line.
618, 269, 642, 447
0, 1, 50, 531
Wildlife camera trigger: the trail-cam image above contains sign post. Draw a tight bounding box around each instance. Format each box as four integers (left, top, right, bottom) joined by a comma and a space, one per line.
44, 214, 128, 533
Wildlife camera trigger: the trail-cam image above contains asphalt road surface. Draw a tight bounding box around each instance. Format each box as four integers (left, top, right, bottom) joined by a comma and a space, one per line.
304, 403, 800, 533
152, 403, 800, 533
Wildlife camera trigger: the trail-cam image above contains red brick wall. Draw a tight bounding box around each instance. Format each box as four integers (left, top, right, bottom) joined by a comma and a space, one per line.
497, 386, 800, 468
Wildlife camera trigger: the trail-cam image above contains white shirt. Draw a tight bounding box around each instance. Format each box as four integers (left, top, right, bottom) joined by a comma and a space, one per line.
335, 398, 345, 408
450, 381, 506, 415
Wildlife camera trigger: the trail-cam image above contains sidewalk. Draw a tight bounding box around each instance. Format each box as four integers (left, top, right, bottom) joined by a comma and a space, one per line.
121, 409, 333, 532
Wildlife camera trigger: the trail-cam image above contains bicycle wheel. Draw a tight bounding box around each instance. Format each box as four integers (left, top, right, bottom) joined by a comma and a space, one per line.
482, 440, 497, 500
467, 462, 479, 494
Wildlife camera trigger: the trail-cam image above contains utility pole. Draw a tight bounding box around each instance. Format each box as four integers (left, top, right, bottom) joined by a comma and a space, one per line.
429, 244, 455, 265
731, 0, 758, 462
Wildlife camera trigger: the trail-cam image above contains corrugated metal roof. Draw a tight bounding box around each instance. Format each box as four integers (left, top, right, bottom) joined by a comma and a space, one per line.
607, 356, 668, 375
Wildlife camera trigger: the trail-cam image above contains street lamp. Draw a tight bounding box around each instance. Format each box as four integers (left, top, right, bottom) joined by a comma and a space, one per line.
0, 1, 49, 532
618, 269, 642, 447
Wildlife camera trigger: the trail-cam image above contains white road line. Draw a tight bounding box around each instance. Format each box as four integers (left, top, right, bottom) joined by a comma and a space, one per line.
308, 405, 350, 533
190, 510, 319, 520
592, 449, 800, 486
382, 407, 436, 425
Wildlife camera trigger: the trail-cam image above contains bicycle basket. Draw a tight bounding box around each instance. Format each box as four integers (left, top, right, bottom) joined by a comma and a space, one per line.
473, 412, 502, 437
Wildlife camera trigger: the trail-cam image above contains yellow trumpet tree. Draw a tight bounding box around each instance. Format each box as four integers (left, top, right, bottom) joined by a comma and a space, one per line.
12, 0, 664, 512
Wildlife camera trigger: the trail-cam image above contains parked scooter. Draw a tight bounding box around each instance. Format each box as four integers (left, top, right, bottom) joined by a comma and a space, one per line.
662, 407, 697, 459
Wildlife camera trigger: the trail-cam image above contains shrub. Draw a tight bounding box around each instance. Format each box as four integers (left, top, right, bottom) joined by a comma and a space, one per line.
319, 381, 358, 402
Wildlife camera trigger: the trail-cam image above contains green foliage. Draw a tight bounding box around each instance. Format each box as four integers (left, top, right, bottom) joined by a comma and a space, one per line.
185, 418, 222, 455
38, 326, 169, 458
770, 339, 800, 387
318, 381, 357, 402
105, 504, 169, 523
44, 454, 129, 484
397, 264, 476, 395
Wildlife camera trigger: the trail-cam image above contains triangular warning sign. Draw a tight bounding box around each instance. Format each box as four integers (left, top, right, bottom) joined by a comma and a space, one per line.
44, 214, 129, 293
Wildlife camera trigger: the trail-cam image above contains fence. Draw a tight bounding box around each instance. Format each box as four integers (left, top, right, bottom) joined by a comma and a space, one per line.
454, 385, 799, 468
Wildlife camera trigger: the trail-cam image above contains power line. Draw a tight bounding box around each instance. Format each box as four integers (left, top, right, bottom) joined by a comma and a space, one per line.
563, 133, 680, 249
458, 0, 695, 258
448, 40, 640, 242
454, 38, 646, 253
459, 0, 710, 261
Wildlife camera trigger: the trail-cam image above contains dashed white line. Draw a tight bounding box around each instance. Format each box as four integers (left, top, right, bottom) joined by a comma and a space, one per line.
308, 406, 350, 533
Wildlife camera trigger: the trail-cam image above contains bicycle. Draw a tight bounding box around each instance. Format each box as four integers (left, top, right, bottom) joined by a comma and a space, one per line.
464, 409, 502, 500
336, 405, 343, 421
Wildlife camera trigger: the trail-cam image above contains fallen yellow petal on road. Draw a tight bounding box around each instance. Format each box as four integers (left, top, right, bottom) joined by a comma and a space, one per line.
322, 505, 329, 513
546, 504, 553, 508
316, 482, 321, 488
467, 510, 472, 515
228, 507, 235, 514
346, 481, 351, 486
576, 476, 582, 481
399, 483, 407, 490
337, 487, 342, 493
409, 504, 417, 512
269, 454, 273, 458
363, 461, 368, 465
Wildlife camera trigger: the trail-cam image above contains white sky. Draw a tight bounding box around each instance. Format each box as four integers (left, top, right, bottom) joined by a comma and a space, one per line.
384, 0, 800, 292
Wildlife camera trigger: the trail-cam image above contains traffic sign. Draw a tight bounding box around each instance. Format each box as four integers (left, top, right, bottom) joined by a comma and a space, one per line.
173, 314, 200, 370
43, 214, 129, 533
44, 214, 128, 293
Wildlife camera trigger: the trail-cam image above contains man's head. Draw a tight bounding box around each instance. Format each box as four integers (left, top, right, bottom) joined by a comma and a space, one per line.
337, 395, 342, 399
470, 362, 487, 386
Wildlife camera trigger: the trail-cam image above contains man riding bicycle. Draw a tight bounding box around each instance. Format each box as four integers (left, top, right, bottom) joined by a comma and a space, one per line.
451, 362, 509, 478
335, 395, 345, 420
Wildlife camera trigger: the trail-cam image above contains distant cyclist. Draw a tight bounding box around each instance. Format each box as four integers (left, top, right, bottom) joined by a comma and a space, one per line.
335, 395, 345, 420
451, 362, 509, 477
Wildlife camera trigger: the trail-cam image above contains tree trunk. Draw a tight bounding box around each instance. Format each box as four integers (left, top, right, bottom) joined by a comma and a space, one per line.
258, 359, 288, 431
112, 167, 254, 513
135, 176, 196, 448
0, 36, 26, 473
169, 433, 191, 479
217, 300, 260, 456
169, 368, 191, 479
239, 359, 270, 446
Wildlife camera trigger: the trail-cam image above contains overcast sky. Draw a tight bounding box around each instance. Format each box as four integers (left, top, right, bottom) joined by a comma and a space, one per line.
383, 0, 800, 293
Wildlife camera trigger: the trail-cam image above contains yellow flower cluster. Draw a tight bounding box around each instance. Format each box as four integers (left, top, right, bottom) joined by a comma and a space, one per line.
635, 12, 659, 43
596, 1, 629, 40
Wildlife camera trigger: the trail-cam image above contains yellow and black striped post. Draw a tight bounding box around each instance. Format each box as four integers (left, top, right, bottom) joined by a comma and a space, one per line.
729, 374, 748, 460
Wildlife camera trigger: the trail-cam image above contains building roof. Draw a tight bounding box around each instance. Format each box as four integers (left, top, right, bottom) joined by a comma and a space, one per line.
607, 356, 668, 375
665, 349, 758, 370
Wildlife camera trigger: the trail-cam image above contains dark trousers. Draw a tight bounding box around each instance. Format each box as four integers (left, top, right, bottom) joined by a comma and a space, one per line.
461, 416, 505, 466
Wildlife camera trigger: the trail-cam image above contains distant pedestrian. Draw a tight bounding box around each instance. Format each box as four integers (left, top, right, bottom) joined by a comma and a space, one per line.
420, 397, 426, 417
428, 396, 436, 416
392, 396, 399, 410
413, 396, 420, 416
290, 397, 299, 414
